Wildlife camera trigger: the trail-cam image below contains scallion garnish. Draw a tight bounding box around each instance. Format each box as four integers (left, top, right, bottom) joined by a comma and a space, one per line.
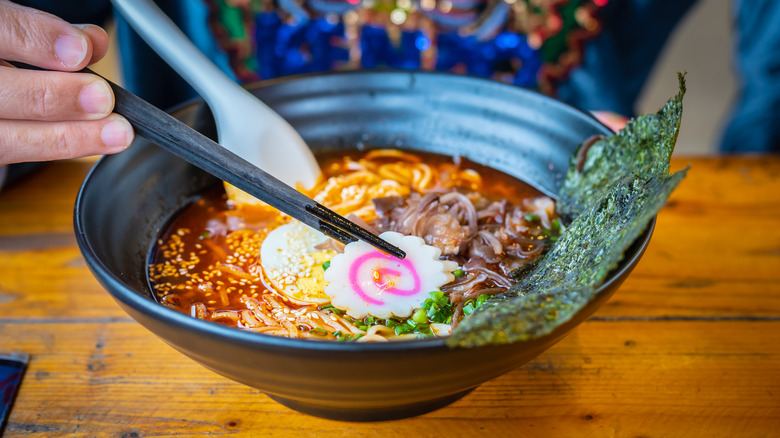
463, 294, 491, 316
551, 217, 561, 231
414, 324, 431, 334
411, 308, 427, 324
394, 323, 414, 336
318, 304, 343, 315
421, 290, 454, 324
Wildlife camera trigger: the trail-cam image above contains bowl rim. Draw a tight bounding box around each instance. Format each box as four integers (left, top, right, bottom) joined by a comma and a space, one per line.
74, 70, 649, 353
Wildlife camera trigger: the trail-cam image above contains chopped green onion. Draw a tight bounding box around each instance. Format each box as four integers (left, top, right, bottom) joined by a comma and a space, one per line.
332, 330, 343, 338
318, 304, 343, 315
452, 268, 464, 276
318, 304, 344, 315
343, 316, 358, 325
309, 328, 328, 336
551, 218, 561, 231
420, 291, 454, 324
199, 232, 211, 239
413, 324, 431, 334
524, 214, 540, 222
394, 323, 414, 336
321, 260, 331, 271
462, 294, 492, 317
411, 308, 427, 324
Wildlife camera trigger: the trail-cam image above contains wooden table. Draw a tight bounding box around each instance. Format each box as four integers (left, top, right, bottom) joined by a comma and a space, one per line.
0, 156, 778, 437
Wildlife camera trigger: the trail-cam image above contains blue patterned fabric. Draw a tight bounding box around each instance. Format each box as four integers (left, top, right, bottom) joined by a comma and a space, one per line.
202, 0, 595, 94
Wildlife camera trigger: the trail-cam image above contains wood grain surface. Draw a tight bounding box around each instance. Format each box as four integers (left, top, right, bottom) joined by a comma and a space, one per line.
0, 156, 778, 437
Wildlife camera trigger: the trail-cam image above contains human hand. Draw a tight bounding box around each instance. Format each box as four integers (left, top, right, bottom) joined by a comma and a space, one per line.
591, 110, 629, 133
0, 1, 134, 166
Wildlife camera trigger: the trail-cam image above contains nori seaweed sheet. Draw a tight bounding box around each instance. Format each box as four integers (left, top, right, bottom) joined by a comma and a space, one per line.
448, 170, 687, 347
556, 73, 686, 219
447, 74, 688, 348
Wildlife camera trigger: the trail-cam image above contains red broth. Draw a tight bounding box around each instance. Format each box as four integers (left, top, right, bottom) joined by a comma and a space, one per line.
149, 151, 557, 340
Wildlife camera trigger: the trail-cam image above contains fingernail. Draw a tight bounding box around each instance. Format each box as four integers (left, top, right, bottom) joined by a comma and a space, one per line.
101, 117, 133, 149
55, 34, 87, 68
79, 81, 112, 115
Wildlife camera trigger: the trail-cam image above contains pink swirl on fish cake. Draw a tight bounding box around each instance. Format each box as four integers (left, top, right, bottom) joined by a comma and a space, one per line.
347, 250, 421, 305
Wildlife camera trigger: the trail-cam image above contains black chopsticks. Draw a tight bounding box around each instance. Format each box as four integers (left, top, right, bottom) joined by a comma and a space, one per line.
91, 70, 406, 259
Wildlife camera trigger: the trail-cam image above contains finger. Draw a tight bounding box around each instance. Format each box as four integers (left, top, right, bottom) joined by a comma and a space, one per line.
0, 1, 95, 70
591, 110, 629, 132
75, 24, 109, 64
0, 114, 134, 165
0, 67, 114, 121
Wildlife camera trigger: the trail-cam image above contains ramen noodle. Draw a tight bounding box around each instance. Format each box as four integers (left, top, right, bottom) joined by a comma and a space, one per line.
149, 150, 561, 341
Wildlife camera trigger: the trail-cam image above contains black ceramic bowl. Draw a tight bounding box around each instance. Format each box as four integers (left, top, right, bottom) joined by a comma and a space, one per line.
74, 71, 651, 422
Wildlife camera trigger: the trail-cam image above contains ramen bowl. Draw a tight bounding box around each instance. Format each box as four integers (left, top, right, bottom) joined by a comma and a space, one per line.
74, 71, 651, 422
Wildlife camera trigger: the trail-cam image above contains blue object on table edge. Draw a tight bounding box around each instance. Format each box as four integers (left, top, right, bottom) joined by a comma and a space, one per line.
0, 352, 29, 435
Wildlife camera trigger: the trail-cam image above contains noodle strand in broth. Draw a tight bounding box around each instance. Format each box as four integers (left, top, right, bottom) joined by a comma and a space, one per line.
149, 150, 560, 341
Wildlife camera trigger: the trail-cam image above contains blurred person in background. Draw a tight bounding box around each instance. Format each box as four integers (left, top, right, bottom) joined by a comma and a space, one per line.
0, 0, 777, 187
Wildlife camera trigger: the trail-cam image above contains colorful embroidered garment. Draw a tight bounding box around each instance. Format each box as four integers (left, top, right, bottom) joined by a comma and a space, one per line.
205, 0, 606, 95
